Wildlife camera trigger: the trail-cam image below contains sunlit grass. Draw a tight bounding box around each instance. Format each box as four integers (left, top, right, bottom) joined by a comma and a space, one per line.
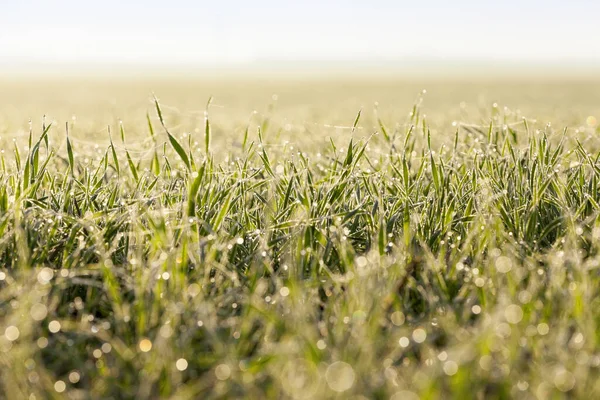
1, 79, 600, 399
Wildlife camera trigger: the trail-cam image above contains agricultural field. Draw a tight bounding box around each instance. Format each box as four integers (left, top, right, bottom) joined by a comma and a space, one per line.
1, 77, 600, 399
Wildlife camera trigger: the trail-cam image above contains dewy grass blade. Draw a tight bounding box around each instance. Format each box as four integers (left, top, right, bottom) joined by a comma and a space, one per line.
66, 122, 74, 176
154, 96, 191, 171
205, 96, 213, 154
109, 127, 120, 175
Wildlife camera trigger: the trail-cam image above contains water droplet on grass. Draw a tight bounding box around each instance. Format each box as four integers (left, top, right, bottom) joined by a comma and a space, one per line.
412, 328, 427, 343
4, 326, 19, 341
325, 361, 355, 392
139, 338, 152, 352
176, 358, 188, 371
215, 364, 231, 380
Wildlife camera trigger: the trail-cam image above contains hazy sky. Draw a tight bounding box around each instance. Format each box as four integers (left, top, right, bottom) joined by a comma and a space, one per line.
1, 0, 599, 67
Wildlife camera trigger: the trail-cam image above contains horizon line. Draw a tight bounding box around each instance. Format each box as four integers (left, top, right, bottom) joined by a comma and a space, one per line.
2, 57, 599, 80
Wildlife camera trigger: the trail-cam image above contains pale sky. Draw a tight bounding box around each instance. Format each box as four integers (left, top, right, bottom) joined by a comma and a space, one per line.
1, 0, 599, 68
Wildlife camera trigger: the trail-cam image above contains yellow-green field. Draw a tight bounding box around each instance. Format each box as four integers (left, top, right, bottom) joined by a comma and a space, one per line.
2, 77, 599, 143
1, 76, 600, 399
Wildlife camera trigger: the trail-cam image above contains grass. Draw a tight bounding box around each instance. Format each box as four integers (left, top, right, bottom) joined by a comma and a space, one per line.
1, 80, 600, 399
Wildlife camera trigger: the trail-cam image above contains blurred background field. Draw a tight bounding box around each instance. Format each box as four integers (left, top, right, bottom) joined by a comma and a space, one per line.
1, 75, 599, 152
